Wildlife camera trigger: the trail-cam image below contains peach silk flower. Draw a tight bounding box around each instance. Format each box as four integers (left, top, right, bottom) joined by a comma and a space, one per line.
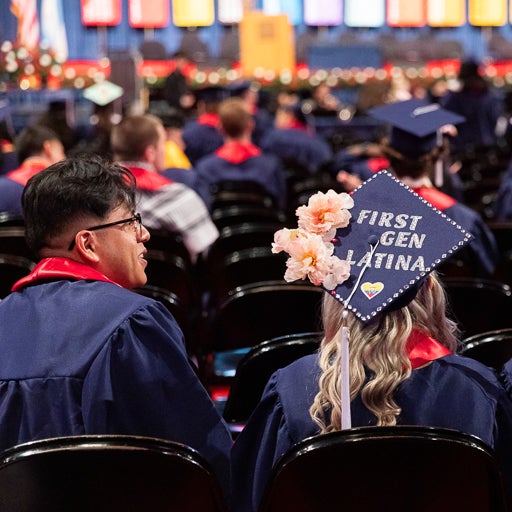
272, 190, 353, 290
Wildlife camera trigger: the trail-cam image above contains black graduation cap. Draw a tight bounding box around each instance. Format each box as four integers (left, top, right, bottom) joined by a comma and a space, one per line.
328, 171, 472, 322
368, 99, 465, 158
194, 86, 228, 103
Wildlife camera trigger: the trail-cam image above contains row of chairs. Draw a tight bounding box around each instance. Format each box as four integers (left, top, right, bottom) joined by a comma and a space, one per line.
0, 426, 505, 511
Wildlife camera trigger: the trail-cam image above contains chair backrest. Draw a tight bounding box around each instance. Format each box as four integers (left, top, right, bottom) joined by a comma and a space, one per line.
211, 205, 287, 230
0, 435, 227, 512
206, 222, 284, 276
144, 229, 192, 268
442, 277, 512, 338
461, 328, 512, 370
210, 247, 289, 305
0, 254, 35, 299
0, 226, 37, 261
210, 180, 277, 211
259, 426, 508, 512
0, 212, 24, 227
210, 281, 324, 352
223, 332, 322, 425
144, 249, 199, 309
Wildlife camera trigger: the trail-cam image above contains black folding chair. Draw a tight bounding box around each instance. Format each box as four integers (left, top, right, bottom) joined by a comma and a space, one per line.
461, 328, 512, 370
259, 426, 508, 512
442, 277, 512, 338
223, 332, 322, 428
0, 254, 35, 299
0, 435, 228, 512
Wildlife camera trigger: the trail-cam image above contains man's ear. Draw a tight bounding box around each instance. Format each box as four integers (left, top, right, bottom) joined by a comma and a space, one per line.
144, 144, 156, 165
73, 231, 101, 263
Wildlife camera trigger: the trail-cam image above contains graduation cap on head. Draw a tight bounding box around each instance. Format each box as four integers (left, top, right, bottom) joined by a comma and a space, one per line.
274, 170, 473, 323
329, 170, 472, 322
193, 86, 227, 103
83, 80, 124, 107
368, 99, 465, 159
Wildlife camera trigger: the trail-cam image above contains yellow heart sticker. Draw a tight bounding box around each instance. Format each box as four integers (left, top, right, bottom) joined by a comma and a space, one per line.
361, 282, 384, 300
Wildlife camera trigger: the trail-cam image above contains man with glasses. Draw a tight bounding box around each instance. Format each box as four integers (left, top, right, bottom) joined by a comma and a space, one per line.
0, 156, 232, 498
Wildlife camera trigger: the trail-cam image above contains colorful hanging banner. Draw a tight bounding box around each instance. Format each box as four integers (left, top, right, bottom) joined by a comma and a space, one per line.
304, 0, 343, 26
218, 0, 244, 24
468, 0, 506, 26
345, 0, 385, 27
427, 0, 465, 27
129, 0, 169, 28
387, 0, 427, 27
240, 12, 295, 76
262, 0, 302, 25
172, 0, 215, 27
81, 0, 122, 26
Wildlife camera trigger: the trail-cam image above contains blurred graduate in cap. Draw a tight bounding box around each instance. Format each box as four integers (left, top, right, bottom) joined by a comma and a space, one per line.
339, 99, 498, 277
182, 86, 227, 166
231, 171, 512, 512
260, 100, 332, 175
227, 80, 273, 146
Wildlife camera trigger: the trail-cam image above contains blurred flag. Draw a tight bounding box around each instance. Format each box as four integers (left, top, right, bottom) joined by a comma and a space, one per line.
41, 0, 68, 61
10, 0, 40, 50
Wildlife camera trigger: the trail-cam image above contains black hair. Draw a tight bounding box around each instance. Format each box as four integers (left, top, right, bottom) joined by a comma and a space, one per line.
15, 125, 60, 162
22, 155, 137, 255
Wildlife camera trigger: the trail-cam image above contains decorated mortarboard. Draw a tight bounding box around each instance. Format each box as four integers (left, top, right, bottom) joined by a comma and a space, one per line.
368, 99, 465, 159
272, 170, 473, 323
83, 80, 124, 107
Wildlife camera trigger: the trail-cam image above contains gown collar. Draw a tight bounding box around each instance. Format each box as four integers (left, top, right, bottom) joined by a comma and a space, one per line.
406, 328, 452, 369
12, 257, 119, 292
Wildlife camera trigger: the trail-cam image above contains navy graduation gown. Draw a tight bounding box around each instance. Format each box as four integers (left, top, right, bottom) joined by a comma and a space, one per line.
0, 265, 232, 496
183, 116, 224, 166
232, 353, 512, 512
260, 128, 333, 174
195, 142, 287, 210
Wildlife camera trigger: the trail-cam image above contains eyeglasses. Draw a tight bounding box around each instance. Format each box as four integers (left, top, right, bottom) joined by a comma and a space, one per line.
68, 213, 143, 251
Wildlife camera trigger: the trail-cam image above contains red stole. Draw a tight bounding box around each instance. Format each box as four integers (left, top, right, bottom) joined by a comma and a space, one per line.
215, 141, 261, 164
411, 186, 456, 211
127, 166, 173, 191
368, 157, 390, 173
406, 328, 452, 369
12, 257, 119, 292
286, 119, 308, 131
7, 160, 47, 186
198, 113, 220, 128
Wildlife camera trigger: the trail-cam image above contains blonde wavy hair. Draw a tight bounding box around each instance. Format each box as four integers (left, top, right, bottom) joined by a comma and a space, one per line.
309, 272, 459, 432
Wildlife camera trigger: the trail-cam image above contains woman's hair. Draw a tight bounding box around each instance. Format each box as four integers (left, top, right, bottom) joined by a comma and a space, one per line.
22, 155, 137, 255
309, 272, 459, 432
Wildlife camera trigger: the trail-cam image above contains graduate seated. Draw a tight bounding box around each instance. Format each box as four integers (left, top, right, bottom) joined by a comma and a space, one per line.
260, 101, 333, 175
111, 114, 218, 263
0, 156, 232, 500
231, 172, 512, 512
0, 125, 65, 216
195, 97, 286, 211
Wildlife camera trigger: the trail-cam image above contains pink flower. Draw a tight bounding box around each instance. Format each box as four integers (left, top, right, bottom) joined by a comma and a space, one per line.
272, 228, 300, 253
296, 190, 354, 238
283, 232, 332, 285
323, 257, 351, 290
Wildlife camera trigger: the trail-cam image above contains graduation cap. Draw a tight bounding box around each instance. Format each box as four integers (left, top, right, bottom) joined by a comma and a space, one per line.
368, 99, 465, 159
193, 86, 227, 104
331, 171, 472, 321
273, 170, 473, 323
83, 81, 124, 107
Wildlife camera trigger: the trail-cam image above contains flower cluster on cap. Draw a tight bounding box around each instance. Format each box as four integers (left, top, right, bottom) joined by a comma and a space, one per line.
272, 189, 354, 290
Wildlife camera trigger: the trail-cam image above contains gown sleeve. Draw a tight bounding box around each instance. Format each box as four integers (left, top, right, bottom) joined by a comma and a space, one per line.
231, 371, 296, 512
80, 300, 233, 499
